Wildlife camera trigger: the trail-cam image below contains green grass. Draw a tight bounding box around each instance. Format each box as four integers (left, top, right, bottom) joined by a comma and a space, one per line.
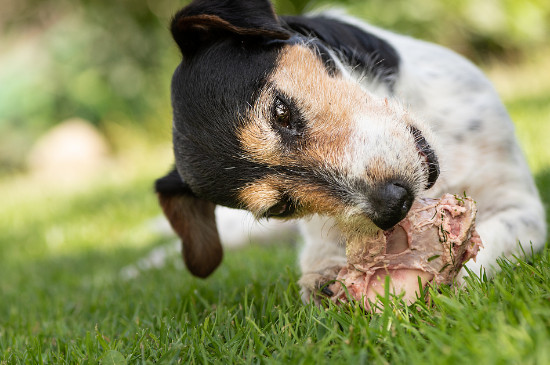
2, 204, 549, 364
1, 65, 550, 363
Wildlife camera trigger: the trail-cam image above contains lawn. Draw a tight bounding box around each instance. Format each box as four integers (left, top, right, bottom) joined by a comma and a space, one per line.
1, 61, 549, 364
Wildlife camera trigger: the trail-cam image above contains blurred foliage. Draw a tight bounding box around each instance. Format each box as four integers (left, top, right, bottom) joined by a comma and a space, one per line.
337, 0, 550, 61
0, 0, 549, 172
0, 0, 180, 172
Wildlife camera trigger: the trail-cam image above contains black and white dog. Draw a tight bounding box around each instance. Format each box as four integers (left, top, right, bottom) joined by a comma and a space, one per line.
155, 0, 546, 302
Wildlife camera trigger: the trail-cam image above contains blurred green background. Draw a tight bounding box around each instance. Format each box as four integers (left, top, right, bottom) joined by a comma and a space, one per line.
1, 0, 549, 179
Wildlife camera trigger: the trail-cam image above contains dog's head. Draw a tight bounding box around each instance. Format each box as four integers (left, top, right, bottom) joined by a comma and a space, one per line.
156, 0, 440, 277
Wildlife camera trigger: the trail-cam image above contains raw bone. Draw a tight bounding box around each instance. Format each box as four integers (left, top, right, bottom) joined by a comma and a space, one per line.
329, 194, 483, 309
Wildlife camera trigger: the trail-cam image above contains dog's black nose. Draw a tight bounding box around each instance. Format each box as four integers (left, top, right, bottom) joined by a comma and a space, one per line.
370, 181, 413, 230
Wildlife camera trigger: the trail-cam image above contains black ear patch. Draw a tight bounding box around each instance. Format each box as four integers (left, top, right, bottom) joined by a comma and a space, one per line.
171, 0, 291, 56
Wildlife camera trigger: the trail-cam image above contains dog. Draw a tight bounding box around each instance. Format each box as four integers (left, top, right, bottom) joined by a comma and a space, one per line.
154, 0, 546, 303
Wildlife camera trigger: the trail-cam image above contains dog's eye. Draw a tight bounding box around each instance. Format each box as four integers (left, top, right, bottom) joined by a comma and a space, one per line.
271, 96, 305, 138
273, 97, 291, 130
265, 199, 296, 218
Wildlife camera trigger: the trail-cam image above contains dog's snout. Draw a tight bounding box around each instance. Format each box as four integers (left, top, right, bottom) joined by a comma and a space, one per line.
370, 181, 413, 230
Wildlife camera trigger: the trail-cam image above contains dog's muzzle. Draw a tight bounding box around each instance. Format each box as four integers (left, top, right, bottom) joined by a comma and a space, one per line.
369, 127, 439, 230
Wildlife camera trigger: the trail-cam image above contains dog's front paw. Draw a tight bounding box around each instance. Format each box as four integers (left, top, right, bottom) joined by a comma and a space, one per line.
299, 265, 342, 305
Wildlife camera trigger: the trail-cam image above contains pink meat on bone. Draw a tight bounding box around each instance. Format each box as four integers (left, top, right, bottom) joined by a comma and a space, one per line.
329, 193, 483, 310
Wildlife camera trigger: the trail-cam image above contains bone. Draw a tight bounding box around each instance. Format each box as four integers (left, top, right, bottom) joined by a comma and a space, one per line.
329, 193, 483, 310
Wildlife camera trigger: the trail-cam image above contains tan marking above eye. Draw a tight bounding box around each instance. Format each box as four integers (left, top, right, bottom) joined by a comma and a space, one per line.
238, 44, 367, 170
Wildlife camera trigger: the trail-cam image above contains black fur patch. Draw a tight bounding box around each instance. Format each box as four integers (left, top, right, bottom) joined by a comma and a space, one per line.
171, 39, 282, 208
281, 15, 400, 89
155, 168, 193, 197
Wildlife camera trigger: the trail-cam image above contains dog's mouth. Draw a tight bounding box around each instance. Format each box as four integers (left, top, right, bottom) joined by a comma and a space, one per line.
408, 125, 440, 189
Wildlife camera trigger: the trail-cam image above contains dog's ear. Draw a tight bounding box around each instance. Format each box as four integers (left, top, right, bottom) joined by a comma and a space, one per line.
155, 168, 222, 278
171, 0, 291, 56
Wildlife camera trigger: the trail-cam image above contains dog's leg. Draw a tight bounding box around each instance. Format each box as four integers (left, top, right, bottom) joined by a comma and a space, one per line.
298, 216, 346, 304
